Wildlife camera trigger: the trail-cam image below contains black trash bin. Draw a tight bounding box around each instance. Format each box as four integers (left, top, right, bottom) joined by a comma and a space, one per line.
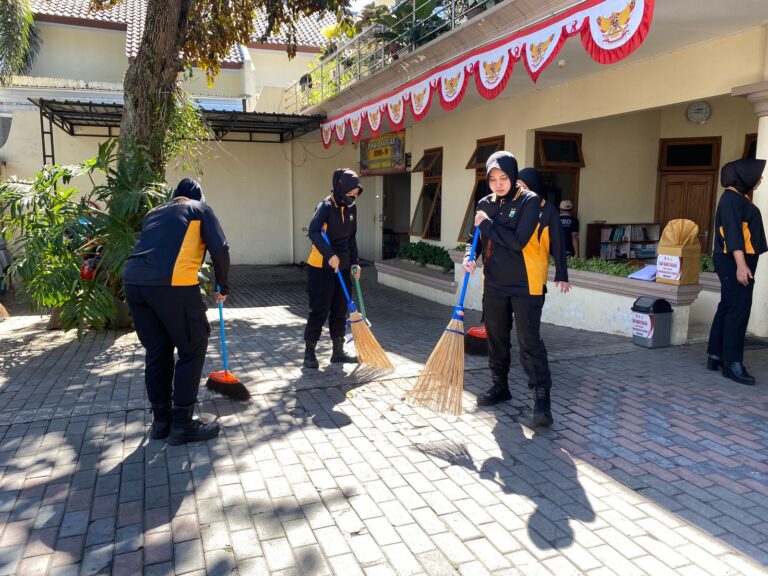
631, 297, 672, 348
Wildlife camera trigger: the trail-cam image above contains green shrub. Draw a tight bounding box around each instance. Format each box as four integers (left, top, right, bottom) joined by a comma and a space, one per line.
565, 256, 643, 277
700, 254, 714, 273
398, 241, 454, 273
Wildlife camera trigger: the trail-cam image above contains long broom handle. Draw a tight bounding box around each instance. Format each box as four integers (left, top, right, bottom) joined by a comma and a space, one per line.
352, 266, 366, 319
216, 284, 228, 372
320, 230, 359, 312
454, 228, 481, 317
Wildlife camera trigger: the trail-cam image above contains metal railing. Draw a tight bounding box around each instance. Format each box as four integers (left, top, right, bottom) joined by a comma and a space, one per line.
283, 0, 498, 113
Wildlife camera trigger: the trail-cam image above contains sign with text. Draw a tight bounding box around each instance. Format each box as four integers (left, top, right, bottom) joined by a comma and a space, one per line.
359, 132, 406, 176
631, 312, 654, 339
656, 254, 682, 281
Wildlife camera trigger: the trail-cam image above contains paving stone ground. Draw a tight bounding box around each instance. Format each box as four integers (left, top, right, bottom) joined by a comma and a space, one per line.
1, 264, 768, 576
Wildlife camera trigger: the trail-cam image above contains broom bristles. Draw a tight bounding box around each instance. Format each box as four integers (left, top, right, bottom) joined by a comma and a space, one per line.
205, 370, 250, 401
0, 303, 8, 318
348, 311, 394, 371
407, 318, 464, 416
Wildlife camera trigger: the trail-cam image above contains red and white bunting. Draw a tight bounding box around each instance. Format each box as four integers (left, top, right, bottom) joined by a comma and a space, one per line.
472, 45, 514, 99
385, 95, 406, 130
437, 63, 470, 111
407, 80, 433, 121
349, 112, 364, 140
365, 105, 383, 136
320, 0, 655, 147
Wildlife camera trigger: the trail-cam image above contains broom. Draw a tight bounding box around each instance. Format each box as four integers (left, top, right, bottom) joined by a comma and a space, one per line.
407, 229, 480, 416
205, 285, 250, 401
352, 265, 371, 327
322, 231, 394, 371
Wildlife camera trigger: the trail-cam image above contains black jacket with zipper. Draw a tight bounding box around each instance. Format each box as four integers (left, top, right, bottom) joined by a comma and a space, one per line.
465, 187, 547, 296
714, 188, 767, 263
306, 196, 359, 270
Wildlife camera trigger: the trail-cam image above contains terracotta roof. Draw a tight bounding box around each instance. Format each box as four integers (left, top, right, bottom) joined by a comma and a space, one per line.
30, 1, 333, 65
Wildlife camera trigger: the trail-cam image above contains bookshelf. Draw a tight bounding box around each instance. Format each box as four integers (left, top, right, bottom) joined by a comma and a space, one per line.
586, 223, 661, 261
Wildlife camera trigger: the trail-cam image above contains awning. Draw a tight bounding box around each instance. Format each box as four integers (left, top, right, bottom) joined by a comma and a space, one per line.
30, 98, 324, 144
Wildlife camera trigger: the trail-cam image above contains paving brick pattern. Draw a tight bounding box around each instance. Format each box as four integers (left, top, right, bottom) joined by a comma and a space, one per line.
1, 264, 767, 575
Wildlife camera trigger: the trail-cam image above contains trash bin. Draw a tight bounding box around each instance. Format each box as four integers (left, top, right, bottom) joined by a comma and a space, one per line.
631, 297, 672, 348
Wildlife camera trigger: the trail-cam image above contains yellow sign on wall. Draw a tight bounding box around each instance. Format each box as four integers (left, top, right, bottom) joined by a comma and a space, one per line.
359, 132, 406, 176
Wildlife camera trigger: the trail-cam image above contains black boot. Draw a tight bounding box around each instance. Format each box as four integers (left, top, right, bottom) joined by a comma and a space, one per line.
330, 337, 358, 364
168, 405, 221, 445
303, 340, 319, 369
149, 403, 171, 439
706, 354, 723, 371
477, 374, 511, 406
532, 387, 554, 427
722, 362, 755, 385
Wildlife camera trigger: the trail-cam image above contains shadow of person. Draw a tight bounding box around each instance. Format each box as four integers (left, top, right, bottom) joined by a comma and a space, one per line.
477, 411, 596, 550
294, 364, 391, 429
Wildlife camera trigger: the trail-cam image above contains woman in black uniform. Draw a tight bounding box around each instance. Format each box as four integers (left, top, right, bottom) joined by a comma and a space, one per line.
707, 158, 766, 385
303, 168, 363, 368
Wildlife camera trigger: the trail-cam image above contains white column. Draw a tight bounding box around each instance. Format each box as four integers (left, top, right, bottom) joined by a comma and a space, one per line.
732, 82, 768, 336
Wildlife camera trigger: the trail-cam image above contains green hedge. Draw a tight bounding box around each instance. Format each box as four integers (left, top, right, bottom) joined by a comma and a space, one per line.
565, 256, 643, 277
398, 241, 454, 273
700, 255, 714, 273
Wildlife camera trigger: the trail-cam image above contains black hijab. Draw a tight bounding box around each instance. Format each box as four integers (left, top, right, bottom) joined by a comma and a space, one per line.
332, 168, 363, 207
485, 151, 519, 186
518, 167, 541, 193
721, 159, 766, 195
173, 178, 205, 203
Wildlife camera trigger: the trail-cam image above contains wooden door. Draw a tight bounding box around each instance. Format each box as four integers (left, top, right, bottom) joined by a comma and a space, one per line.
657, 173, 715, 251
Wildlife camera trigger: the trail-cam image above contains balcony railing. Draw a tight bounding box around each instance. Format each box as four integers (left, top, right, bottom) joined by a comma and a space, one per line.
283, 0, 498, 113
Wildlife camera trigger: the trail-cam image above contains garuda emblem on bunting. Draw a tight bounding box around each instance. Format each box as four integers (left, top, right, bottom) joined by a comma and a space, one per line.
597, 0, 636, 43
350, 115, 363, 139
367, 107, 382, 133
530, 35, 555, 68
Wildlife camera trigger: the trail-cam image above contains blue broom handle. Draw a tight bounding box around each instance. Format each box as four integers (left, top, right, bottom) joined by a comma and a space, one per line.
216, 284, 228, 372
456, 227, 481, 310
320, 230, 357, 311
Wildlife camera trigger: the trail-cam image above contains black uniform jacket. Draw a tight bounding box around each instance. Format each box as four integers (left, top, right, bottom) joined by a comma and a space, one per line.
123, 197, 231, 294
539, 199, 569, 283
306, 195, 359, 270
714, 189, 767, 262
465, 188, 549, 296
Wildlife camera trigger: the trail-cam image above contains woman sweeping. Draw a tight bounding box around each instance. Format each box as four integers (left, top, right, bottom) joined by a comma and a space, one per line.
303, 168, 363, 369
707, 158, 767, 385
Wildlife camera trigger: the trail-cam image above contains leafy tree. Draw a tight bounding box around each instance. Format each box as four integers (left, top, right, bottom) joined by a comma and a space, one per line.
90, 0, 350, 176
0, 0, 41, 85
354, 2, 389, 33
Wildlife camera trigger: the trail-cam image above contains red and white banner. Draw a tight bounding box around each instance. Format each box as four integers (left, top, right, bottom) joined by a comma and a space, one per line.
321, 0, 654, 147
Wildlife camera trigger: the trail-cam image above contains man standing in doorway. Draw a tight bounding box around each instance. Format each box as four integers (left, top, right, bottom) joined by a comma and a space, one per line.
559, 200, 579, 257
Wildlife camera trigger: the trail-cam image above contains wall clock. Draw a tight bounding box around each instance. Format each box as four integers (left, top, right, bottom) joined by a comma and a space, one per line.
686, 101, 711, 125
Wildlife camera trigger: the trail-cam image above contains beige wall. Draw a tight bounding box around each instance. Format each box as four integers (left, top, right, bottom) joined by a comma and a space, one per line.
249, 50, 318, 88
183, 68, 245, 99
29, 22, 127, 83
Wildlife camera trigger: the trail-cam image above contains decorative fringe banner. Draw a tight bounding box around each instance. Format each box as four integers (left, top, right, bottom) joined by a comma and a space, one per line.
321, 0, 654, 148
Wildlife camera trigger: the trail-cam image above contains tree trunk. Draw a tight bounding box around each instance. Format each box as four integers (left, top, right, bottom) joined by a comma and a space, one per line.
119, 0, 192, 177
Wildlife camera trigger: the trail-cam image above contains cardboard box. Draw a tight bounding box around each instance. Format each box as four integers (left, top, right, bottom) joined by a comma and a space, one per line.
656, 219, 700, 286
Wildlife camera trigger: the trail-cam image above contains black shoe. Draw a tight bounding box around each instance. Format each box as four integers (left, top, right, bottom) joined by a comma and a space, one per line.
303, 340, 319, 369
168, 405, 221, 445
330, 337, 358, 364
722, 362, 756, 385
477, 384, 512, 406
532, 387, 554, 427
149, 403, 171, 439
706, 355, 723, 371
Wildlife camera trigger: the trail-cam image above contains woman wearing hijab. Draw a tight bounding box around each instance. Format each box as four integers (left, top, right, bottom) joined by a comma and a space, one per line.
124, 178, 230, 444
303, 168, 363, 369
463, 152, 556, 426
707, 158, 767, 385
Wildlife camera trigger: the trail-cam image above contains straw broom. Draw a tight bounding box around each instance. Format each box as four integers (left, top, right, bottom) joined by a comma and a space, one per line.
322, 232, 394, 371
407, 229, 480, 416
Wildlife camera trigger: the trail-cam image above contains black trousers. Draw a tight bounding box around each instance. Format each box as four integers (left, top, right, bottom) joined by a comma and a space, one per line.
125, 284, 210, 407
304, 266, 351, 342
483, 292, 551, 389
707, 253, 757, 363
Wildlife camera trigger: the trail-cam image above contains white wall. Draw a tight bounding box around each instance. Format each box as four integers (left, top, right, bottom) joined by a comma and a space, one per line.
29, 22, 128, 83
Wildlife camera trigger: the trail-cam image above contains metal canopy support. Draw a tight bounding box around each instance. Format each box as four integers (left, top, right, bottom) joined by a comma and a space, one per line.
39, 108, 55, 165
29, 99, 324, 160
